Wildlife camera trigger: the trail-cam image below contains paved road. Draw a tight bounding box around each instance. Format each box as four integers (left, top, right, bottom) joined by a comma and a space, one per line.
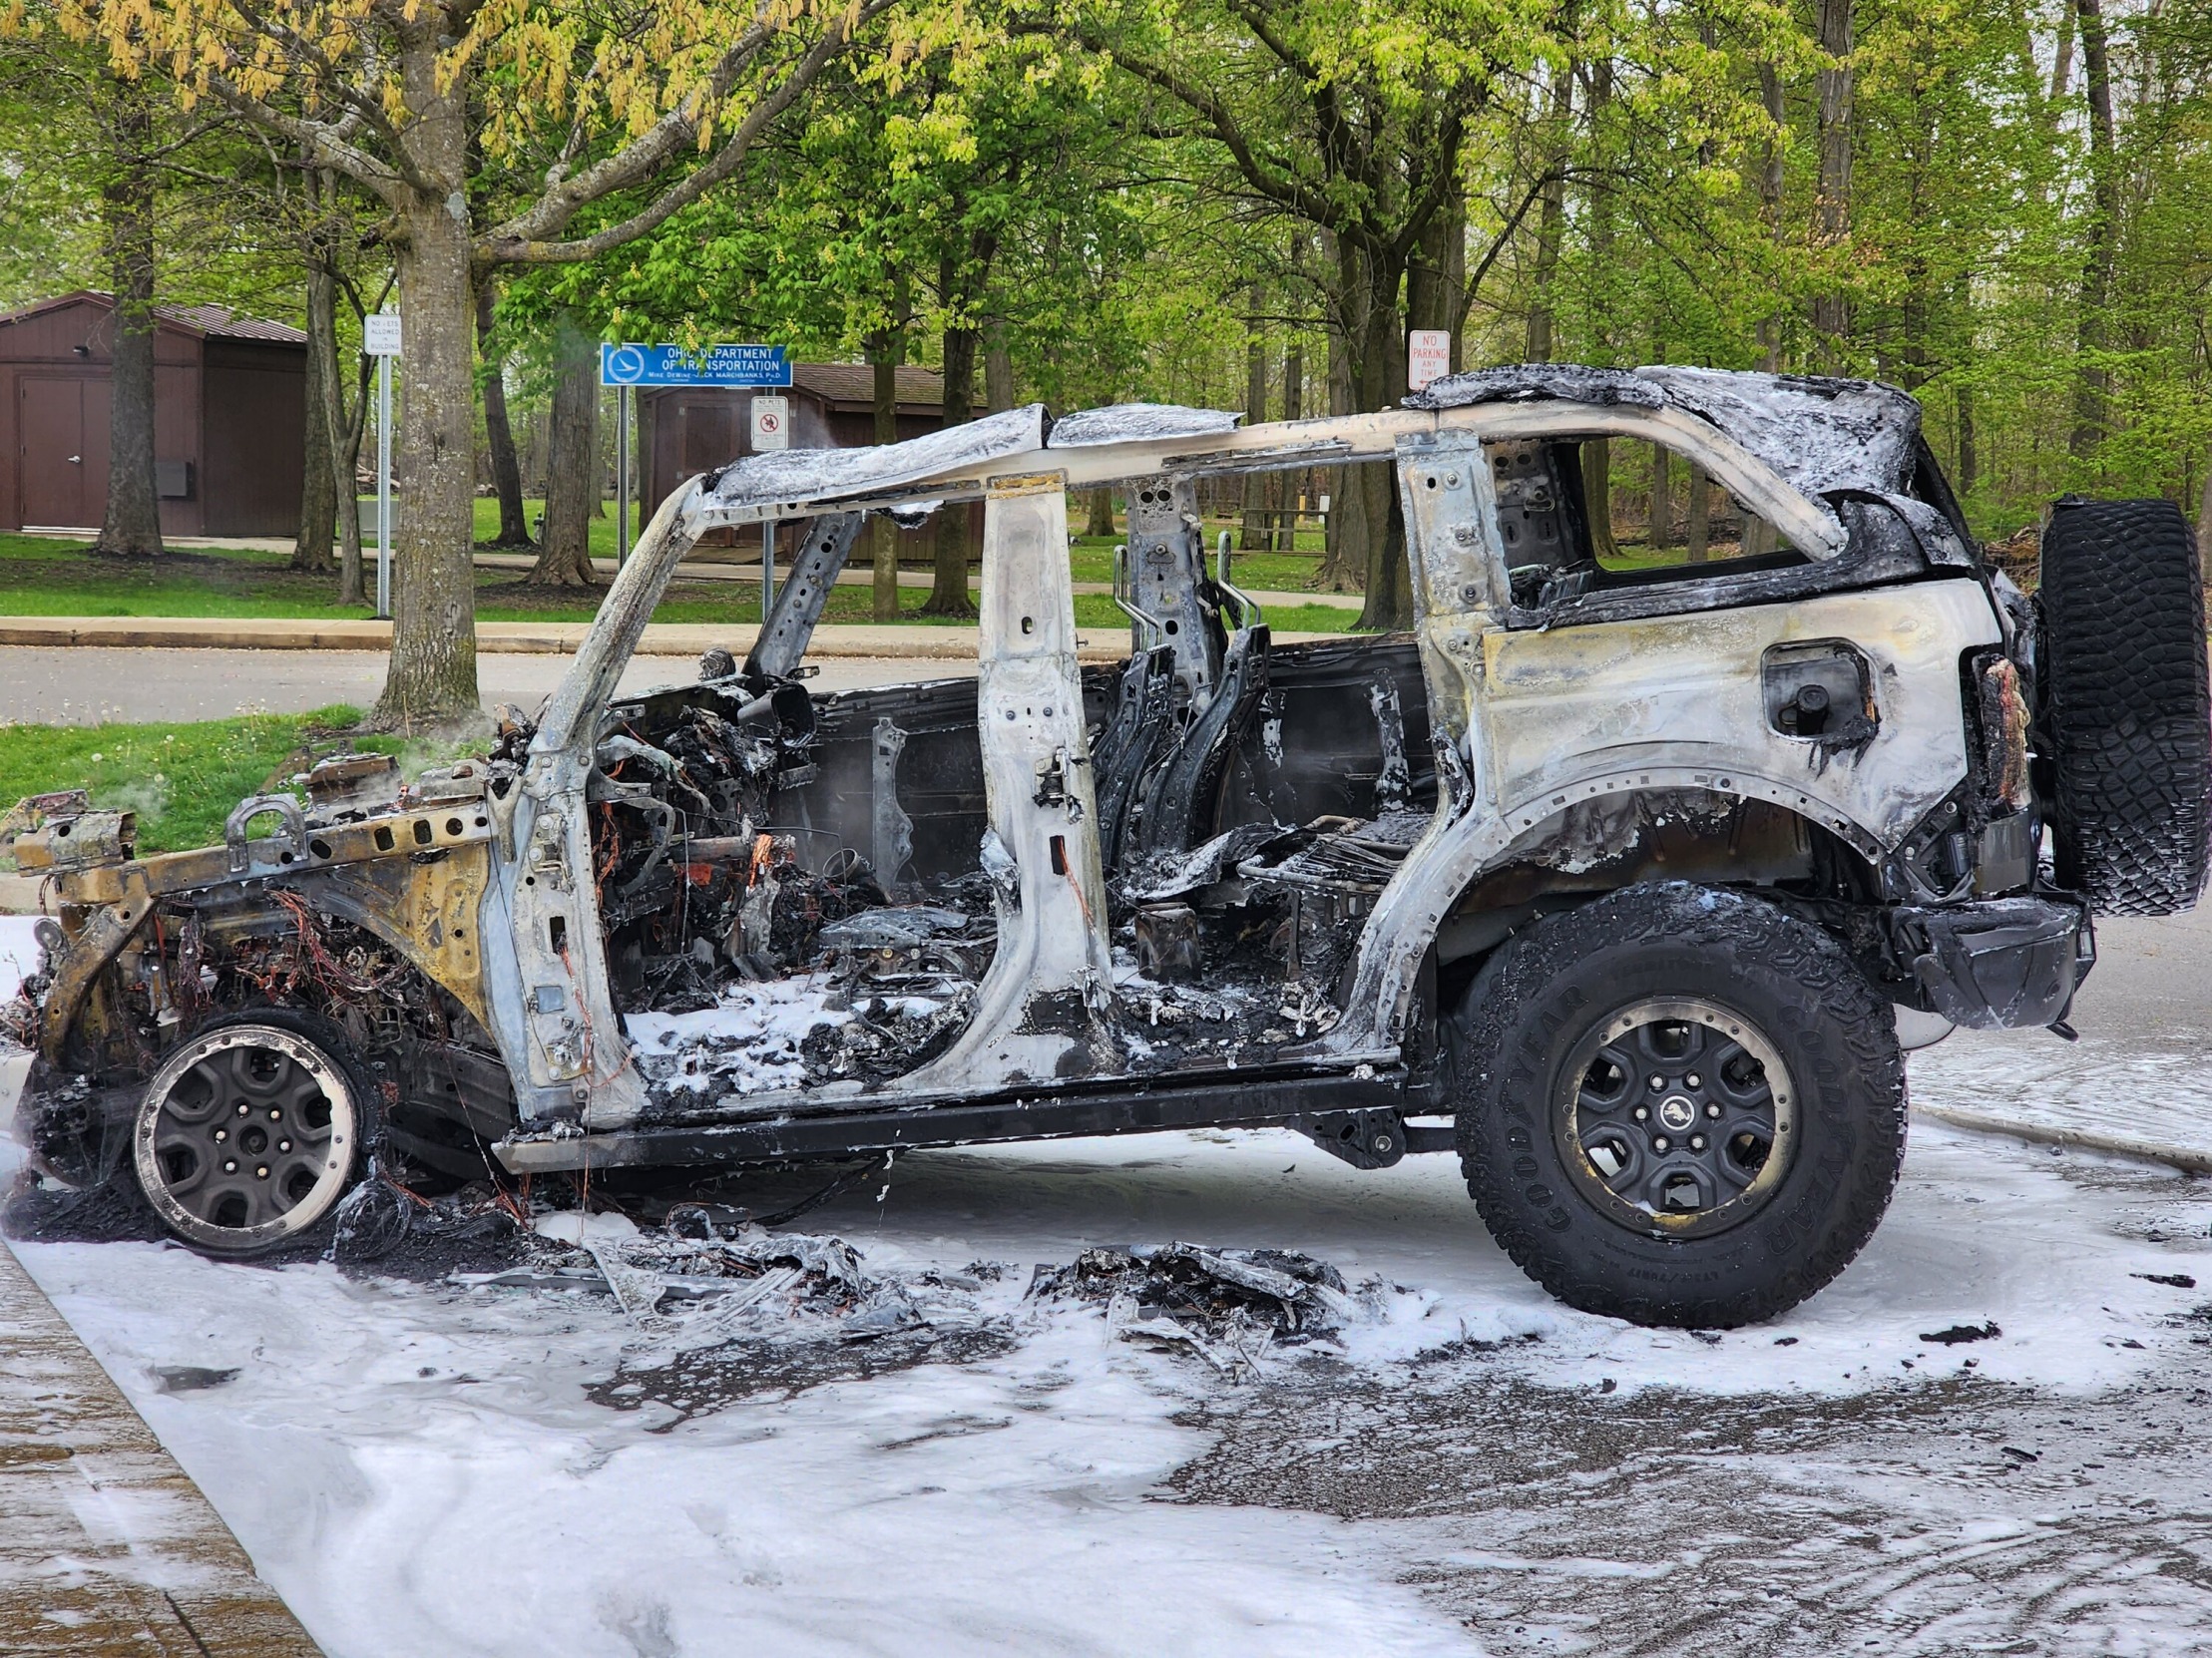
0, 645, 969, 725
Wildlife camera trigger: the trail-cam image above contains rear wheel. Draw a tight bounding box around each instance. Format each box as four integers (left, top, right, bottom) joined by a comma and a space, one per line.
1452, 883, 1906, 1328
133, 1011, 370, 1256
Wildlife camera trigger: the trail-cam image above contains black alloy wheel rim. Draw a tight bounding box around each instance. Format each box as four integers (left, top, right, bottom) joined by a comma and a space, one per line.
1553, 996, 1797, 1239
136, 1027, 356, 1248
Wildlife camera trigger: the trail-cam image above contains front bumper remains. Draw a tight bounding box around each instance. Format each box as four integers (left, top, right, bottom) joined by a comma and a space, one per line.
1889, 897, 2093, 1031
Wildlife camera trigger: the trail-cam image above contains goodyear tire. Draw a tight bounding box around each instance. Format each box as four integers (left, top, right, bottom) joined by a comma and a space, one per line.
1451, 883, 1906, 1328
2038, 497, 2211, 916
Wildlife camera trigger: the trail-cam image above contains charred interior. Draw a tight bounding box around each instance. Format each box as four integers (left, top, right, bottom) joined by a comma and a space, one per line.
585, 560, 1447, 1111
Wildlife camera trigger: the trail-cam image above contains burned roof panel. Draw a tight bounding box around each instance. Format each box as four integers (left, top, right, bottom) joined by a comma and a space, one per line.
1048, 403, 1241, 448
701, 403, 1049, 510
1631, 366, 1921, 496
1407, 365, 1665, 412
1407, 363, 1923, 498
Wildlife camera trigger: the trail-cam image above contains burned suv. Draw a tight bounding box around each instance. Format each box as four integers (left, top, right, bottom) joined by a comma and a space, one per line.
11, 366, 2207, 1328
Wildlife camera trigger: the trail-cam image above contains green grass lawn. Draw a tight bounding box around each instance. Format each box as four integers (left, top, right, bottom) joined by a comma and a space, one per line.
0, 707, 395, 853
0, 532, 1361, 632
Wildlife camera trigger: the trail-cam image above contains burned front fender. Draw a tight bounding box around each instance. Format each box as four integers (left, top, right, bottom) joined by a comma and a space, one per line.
15, 773, 504, 1095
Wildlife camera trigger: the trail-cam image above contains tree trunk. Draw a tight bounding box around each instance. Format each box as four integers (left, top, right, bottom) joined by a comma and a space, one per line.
370, 26, 481, 730
1408, 182, 1465, 354
2050, 0, 2077, 100
305, 231, 366, 607
1240, 281, 1267, 549
2196, 449, 2212, 566
1650, 442, 1673, 550
91, 72, 163, 559
983, 316, 1015, 412
1345, 240, 1411, 630
532, 317, 602, 587
1958, 382, 1980, 500
1086, 489, 1114, 538
1584, 440, 1618, 562
1811, 0, 1857, 360
1317, 295, 1362, 593
1685, 465, 1711, 563
1525, 60, 1573, 363
1278, 298, 1305, 555
477, 278, 531, 548
293, 305, 336, 572
867, 324, 905, 622
922, 322, 977, 618
1757, 62, 1788, 371
1441, 194, 1468, 374
2071, 0, 2117, 459
1583, 58, 1619, 368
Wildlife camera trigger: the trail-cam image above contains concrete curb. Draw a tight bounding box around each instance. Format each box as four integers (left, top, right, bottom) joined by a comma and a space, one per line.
0, 616, 1336, 662
1913, 1100, 2212, 1175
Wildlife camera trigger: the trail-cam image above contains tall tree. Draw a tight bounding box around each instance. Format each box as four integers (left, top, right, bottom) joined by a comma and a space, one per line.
1239, 278, 1269, 549
1810, 0, 1857, 358
869, 301, 911, 622
56, 0, 902, 728
532, 318, 600, 587
2070, 0, 2118, 458
293, 300, 335, 572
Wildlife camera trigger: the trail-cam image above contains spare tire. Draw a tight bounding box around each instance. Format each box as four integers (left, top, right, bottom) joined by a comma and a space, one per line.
2038, 497, 2211, 915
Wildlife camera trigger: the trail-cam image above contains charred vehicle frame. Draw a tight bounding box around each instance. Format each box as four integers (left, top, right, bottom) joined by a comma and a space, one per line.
12, 365, 2207, 1326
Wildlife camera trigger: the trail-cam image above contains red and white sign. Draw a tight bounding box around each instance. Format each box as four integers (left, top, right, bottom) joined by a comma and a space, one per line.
750, 395, 790, 453
1407, 329, 1451, 391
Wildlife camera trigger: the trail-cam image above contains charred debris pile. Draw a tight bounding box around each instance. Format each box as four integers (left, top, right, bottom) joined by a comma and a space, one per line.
1032, 1241, 1387, 1372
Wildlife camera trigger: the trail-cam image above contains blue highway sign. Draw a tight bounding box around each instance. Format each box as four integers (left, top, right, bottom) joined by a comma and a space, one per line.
600, 343, 791, 388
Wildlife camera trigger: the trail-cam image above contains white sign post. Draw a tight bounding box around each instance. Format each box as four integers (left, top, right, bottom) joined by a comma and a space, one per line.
750, 396, 790, 612
363, 311, 402, 621
1407, 329, 1451, 392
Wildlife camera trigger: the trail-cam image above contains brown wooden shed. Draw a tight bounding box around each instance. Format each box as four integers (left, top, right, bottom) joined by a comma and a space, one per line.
0, 291, 308, 538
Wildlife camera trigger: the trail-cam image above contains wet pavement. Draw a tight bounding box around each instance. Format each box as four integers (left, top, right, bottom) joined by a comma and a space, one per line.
0, 1234, 323, 1655
1173, 1351, 2212, 1655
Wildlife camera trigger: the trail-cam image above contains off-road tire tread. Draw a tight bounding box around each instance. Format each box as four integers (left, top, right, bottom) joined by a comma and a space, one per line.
1455, 884, 1907, 1328
2039, 498, 2211, 916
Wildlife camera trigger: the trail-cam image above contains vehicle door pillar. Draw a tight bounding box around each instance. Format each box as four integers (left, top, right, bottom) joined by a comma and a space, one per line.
1122, 476, 1223, 708
900, 474, 1121, 1090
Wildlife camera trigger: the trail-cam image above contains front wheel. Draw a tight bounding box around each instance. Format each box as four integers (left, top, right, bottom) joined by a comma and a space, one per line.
1452, 882, 1906, 1328
133, 1011, 371, 1256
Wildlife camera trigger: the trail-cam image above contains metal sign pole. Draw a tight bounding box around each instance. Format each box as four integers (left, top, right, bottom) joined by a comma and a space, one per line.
762, 522, 774, 617
616, 385, 632, 567
375, 350, 392, 620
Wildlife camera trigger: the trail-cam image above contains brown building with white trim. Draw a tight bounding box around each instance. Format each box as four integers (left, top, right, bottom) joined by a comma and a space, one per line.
0, 291, 307, 537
